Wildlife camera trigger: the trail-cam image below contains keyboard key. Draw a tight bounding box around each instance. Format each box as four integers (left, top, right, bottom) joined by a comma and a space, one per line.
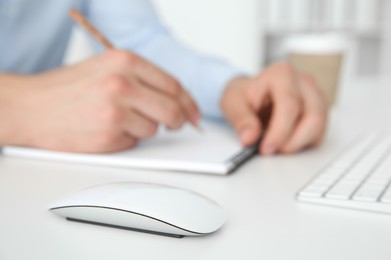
352, 187, 384, 202
330, 161, 351, 170
325, 190, 351, 200
325, 184, 357, 200
371, 153, 391, 174
380, 185, 391, 203
314, 174, 340, 184
299, 185, 328, 198
340, 175, 365, 184
321, 167, 346, 178
364, 179, 389, 189
380, 190, 391, 203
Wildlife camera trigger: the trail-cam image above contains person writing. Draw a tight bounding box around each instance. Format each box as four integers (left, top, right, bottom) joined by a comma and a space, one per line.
0, 0, 327, 155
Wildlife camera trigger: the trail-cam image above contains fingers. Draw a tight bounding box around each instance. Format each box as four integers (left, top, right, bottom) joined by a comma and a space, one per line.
100, 135, 138, 153
249, 63, 327, 155
280, 75, 328, 153
226, 101, 262, 146
260, 63, 303, 155
221, 79, 262, 146
178, 90, 201, 127
105, 50, 200, 126
134, 60, 201, 127
98, 73, 189, 130
86, 133, 138, 154
123, 110, 159, 139
125, 79, 187, 129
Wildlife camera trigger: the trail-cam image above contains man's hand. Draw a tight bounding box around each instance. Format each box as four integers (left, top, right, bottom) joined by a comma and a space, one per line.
221, 62, 328, 155
0, 50, 200, 153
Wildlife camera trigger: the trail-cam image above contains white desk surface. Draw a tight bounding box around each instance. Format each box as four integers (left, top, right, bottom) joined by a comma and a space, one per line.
1, 80, 391, 260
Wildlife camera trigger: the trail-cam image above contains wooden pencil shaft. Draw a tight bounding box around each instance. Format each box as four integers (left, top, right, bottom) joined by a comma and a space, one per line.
69, 8, 114, 49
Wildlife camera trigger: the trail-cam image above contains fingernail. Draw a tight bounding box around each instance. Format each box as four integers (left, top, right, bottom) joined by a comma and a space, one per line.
262, 144, 276, 155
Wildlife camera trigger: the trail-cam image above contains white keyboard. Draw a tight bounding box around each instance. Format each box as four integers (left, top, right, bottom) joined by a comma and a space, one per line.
297, 133, 391, 214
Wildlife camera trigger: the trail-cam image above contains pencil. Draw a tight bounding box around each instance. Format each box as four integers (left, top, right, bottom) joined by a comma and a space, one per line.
69, 8, 202, 132
69, 8, 114, 49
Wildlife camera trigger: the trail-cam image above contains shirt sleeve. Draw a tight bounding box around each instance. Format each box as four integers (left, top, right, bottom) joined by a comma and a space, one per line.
82, 0, 242, 118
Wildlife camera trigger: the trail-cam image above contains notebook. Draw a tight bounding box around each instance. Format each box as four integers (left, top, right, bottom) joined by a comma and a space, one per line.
1, 120, 260, 175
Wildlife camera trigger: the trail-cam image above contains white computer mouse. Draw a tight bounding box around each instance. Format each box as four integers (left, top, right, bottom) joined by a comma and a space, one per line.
48, 182, 225, 238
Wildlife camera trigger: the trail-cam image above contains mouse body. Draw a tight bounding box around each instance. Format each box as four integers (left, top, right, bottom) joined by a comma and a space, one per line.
48, 182, 225, 238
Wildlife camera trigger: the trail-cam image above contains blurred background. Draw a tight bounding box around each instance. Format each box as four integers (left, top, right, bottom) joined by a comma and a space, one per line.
65, 0, 389, 103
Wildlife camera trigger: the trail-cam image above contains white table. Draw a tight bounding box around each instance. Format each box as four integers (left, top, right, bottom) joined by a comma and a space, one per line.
1, 80, 391, 260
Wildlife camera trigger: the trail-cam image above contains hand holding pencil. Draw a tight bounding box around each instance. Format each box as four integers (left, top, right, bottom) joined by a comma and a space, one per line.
69, 8, 201, 131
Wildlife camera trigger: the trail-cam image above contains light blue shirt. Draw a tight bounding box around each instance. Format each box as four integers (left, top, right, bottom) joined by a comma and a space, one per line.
0, 0, 241, 117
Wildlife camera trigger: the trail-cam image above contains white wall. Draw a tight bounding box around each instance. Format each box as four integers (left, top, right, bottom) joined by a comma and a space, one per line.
152, 0, 263, 74
65, 0, 264, 75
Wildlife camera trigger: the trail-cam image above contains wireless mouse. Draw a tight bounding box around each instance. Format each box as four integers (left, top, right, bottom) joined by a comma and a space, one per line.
48, 182, 225, 238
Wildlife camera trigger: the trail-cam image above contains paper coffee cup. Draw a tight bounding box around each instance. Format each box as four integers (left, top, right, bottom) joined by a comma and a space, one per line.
283, 33, 348, 105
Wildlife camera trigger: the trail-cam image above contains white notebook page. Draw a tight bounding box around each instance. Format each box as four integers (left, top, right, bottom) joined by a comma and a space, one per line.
2, 120, 248, 175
